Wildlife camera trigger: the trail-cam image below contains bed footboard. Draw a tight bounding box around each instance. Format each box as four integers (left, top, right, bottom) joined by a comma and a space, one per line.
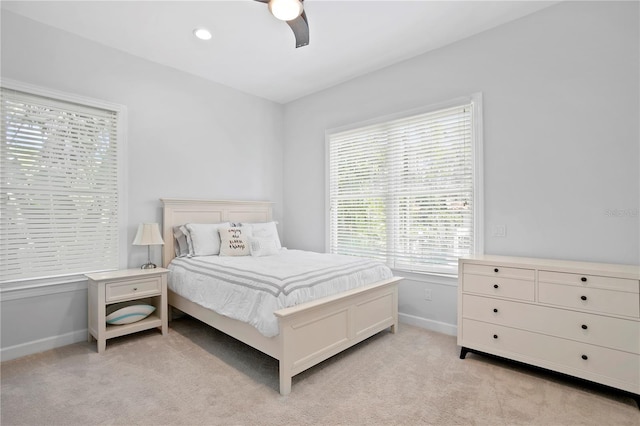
274, 277, 400, 395
169, 277, 400, 396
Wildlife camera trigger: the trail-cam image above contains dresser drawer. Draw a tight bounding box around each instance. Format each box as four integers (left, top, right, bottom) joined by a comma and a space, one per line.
462, 294, 640, 354
539, 282, 639, 318
463, 264, 535, 280
463, 274, 534, 301
461, 319, 640, 390
105, 277, 162, 303
539, 270, 639, 293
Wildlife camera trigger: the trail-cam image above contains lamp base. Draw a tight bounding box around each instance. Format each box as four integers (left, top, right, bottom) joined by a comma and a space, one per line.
140, 262, 157, 269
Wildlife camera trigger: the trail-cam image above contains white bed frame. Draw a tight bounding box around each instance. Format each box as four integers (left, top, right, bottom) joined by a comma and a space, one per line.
161, 198, 401, 395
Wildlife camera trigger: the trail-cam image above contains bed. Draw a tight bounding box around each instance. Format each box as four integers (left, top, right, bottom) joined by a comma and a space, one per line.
161, 198, 402, 395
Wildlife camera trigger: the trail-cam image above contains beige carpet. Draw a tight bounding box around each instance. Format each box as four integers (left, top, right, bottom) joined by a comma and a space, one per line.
1, 317, 638, 425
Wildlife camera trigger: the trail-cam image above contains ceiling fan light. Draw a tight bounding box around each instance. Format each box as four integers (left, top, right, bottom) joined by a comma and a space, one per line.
268, 0, 303, 21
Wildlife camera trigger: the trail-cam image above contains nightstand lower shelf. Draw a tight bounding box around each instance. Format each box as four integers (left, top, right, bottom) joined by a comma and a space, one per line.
104, 314, 163, 339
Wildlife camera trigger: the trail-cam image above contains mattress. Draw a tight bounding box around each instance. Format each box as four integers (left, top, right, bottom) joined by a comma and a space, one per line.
168, 249, 393, 337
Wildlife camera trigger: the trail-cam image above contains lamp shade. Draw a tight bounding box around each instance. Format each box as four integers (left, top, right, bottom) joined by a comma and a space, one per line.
132, 223, 164, 246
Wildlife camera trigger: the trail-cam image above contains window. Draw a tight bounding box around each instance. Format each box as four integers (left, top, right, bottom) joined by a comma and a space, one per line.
1, 82, 126, 284
327, 94, 483, 275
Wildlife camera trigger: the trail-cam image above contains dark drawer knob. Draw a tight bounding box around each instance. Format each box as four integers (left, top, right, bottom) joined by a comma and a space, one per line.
133, 287, 138, 291
581, 324, 588, 330
494, 268, 499, 273
580, 295, 587, 301
493, 308, 498, 313
493, 334, 498, 339
581, 277, 587, 282
581, 354, 588, 360
493, 284, 499, 289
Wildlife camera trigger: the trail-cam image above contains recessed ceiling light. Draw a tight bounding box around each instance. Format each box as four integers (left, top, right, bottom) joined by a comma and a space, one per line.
193, 28, 212, 41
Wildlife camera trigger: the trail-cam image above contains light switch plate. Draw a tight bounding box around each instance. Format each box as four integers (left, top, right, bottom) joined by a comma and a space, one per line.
493, 225, 506, 237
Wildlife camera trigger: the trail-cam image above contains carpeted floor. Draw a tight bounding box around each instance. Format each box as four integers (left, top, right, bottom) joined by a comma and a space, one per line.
1, 317, 638, 425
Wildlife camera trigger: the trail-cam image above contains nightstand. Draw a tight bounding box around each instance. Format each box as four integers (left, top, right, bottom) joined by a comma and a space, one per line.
86, 268, 168, 353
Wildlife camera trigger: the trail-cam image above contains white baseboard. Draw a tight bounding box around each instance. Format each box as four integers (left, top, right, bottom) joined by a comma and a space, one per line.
399, 312, 458, 336
1, 314, 455, 362
0, 329, 88, 362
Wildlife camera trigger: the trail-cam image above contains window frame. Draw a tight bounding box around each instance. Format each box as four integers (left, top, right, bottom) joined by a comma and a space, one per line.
0, 79, 128, 289
325, 93, 483, 276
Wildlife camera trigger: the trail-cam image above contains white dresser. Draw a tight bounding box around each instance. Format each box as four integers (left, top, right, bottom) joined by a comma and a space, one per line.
457, 255, 640, 405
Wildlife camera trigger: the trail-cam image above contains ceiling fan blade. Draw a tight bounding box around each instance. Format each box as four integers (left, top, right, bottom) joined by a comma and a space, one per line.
287, 11, 309, 48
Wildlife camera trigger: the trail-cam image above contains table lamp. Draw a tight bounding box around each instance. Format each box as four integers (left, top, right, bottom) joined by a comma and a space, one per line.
132, 223, 164, 269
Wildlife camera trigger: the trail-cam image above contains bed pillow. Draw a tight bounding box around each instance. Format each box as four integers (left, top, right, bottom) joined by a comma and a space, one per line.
219, 225, 253, 256
173, 226, 190, 257
249, 236, 279, 257
243, 221, 282, 249
185, 223, 229, 256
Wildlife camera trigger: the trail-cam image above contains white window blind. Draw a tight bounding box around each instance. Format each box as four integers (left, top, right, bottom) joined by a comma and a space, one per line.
1, 87, 121, 283
328, 97, 481, 275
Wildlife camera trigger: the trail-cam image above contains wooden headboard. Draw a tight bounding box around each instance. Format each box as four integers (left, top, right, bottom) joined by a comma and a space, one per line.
160, 199, 273, 267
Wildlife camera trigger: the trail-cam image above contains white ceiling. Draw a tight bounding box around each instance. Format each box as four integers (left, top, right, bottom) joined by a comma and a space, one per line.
2, 0, 559, 104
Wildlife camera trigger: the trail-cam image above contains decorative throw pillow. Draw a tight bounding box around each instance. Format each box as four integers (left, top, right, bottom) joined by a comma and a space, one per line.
243, 222, 282, 249
106, 305, 156, 325
185, 223, 229, 256
173, 226, 190, 257
219, 225, 253, 256
249, 236, 279, 257
179, 225, 194, 256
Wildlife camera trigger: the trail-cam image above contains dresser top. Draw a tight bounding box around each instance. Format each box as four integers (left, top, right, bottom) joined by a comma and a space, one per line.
460, 255, 640, 280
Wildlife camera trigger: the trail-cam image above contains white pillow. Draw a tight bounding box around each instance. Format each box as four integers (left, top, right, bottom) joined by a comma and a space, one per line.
249, 236, 279, 257
219, 225, 253, 256
106, 305, 156, 325
244, 221, 282, 249
185, 223, 229, 256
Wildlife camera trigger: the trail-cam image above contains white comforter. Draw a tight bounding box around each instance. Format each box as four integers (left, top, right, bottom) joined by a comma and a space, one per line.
168, 249, 393, 337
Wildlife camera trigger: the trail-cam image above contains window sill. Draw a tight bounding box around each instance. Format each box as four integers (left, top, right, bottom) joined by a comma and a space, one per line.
0, 271, 113, 301
390, 268, 458, 286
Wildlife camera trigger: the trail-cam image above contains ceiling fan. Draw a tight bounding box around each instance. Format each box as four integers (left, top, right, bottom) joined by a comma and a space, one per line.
255, 0, 309, 48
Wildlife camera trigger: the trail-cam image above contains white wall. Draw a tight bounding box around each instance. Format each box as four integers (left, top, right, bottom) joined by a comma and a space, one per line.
282, 1, 639, 333
0, 10, 284, 359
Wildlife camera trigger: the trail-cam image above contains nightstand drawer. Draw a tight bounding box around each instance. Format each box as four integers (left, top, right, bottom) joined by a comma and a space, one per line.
105, 277, 162, 303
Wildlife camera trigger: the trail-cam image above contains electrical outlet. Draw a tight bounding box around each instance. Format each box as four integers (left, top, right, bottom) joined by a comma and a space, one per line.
424, 289, 432, 301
